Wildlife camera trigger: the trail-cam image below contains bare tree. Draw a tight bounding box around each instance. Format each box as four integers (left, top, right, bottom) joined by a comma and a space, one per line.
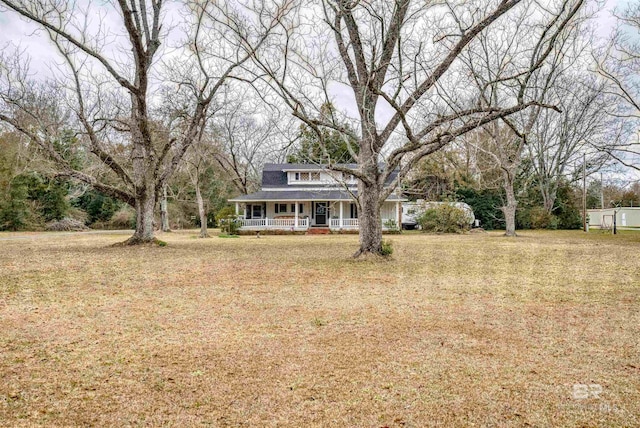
595, 2, 640, 172
250, 0, 586, 255
461, 1, 590, 236
181, 129, 219, 238
212, 86, 291, 195
0, 0, 294, 244
527, 76, 609, 214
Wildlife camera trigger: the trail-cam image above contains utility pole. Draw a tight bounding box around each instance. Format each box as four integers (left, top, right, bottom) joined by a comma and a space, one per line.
583, 153, 587, 232
600, 172, 604, 209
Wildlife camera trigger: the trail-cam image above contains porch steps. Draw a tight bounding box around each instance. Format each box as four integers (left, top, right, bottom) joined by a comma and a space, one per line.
306, 227, 331, 235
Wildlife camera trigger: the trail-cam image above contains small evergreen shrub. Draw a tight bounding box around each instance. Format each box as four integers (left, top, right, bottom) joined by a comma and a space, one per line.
216, 206, 241, 235
380, 239, 394, 256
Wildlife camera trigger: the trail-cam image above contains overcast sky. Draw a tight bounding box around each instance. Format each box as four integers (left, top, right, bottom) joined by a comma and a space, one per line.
0, 0, 623, 77
0, 0, 636, 181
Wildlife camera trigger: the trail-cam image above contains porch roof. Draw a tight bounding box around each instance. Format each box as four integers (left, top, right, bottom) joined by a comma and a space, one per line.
229, 190, 407, 203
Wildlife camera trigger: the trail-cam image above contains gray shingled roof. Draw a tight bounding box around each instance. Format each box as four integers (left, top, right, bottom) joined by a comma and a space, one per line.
263, 163, 359, 171
261, 163, 399, 188
229, 190, 406, 202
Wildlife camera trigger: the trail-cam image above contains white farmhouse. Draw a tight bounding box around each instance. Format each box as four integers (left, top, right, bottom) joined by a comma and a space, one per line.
229, 164, 407, 233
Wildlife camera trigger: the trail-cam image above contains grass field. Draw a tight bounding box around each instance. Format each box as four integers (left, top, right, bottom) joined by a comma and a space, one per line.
1, 229, 639, 427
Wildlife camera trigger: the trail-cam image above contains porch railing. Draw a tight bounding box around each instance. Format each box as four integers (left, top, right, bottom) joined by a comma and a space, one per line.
329, 218, 396, 229
240, 218, 309, 229
330, 218, 359, 228
240, 217, 398, 230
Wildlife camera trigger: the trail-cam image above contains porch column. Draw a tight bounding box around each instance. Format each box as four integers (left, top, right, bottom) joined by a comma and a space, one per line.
235, 202, 239, 216
294, 201, 299, 228
339, 201, 343, 228
396, 201, 400, 228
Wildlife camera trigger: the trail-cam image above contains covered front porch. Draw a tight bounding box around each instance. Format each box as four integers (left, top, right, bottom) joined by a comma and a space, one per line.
232, 200, 402, 232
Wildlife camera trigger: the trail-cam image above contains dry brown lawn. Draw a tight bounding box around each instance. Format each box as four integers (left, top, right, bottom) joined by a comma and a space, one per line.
0, 229, 639, 427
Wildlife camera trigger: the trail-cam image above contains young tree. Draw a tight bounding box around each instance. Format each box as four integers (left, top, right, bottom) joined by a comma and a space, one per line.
182, 130, 219, 238
0, 0, 293, 243
251, 0, 586, 255
465, 124, 525, 236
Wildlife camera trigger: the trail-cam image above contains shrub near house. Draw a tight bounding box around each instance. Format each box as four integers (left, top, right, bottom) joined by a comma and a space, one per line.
216, 206, 241, 235
417, 204, 471, 234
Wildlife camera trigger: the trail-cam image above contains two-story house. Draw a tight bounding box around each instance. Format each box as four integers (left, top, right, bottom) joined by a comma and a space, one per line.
229, 163, 406, 232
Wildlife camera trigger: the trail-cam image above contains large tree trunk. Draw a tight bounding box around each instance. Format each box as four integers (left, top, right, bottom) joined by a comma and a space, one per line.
195, 182, 209, 238
124, 184, 157, 244
353, 101, 388, 257
125, 117, 159, 244
502, 174, 517, 237
356, 182, 383, 256
355, 150, 384, 256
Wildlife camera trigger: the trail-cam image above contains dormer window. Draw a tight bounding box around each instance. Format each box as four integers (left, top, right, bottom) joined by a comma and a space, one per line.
292, 171, 320, 182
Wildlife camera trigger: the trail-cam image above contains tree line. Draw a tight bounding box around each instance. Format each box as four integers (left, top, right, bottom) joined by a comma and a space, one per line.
0, 0, 638, 255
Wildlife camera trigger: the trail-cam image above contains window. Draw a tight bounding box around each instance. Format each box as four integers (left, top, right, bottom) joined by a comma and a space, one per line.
291, 171, 319, 182
291, 204, 296, 213
299, 203, 304, 214
247, 204, 262, 219
279, 204, 288, 213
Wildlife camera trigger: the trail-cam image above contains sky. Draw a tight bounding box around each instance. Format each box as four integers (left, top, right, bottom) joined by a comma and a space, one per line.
0, 0, 624, 80
0, 0, 637, 181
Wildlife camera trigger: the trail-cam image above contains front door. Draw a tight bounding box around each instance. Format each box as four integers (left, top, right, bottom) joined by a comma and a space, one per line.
315, 202, 328, 226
